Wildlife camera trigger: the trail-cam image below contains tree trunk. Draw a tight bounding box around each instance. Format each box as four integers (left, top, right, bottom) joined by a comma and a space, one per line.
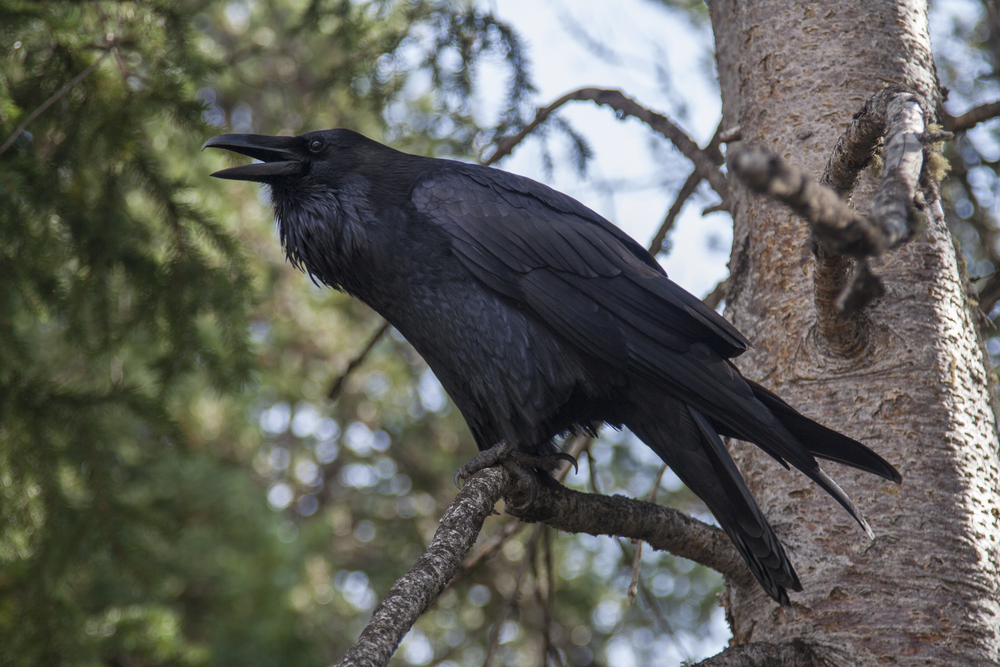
708, 0, 1000, 664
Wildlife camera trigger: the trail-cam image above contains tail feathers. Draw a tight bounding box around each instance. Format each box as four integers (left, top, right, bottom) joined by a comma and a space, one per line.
745, 379, 902, 484
630, 403, 801, 604
810, 465, 875, 540
710, 378, 887, 539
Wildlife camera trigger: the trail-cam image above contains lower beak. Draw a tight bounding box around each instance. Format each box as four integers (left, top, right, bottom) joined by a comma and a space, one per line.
202, 134, 305, 182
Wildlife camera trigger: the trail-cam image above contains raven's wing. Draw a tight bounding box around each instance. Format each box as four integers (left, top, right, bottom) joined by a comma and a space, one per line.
412, 165, 751, 360
412, 167, 782, 436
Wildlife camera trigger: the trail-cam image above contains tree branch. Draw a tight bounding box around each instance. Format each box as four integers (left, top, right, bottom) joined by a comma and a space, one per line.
647, 123, 726, 255
730, 88, 948, 350
703, 278, 730, 311
648, 169, 703, 255
502, 471, 749, 586
328, 321, 390, 399
485, 88, 729, 201
483, 89, 586, 166
945, 100, 1000, 133
336, 465, 751, 667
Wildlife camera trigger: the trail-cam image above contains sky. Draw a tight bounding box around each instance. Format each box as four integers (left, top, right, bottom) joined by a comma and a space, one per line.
475, 0, 733, 299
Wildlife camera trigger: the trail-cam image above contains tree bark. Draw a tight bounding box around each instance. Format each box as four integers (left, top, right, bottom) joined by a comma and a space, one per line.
708, 0, 1000, 664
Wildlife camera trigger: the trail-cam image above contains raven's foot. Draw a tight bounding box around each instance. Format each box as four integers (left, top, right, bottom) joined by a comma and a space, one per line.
454, 441, 578, 510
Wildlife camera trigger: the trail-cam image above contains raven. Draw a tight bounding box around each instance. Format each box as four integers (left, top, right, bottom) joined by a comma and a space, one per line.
204, 129, 901, 604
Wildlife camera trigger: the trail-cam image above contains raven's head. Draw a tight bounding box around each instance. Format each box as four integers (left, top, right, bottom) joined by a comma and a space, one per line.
203, 129, 411, 290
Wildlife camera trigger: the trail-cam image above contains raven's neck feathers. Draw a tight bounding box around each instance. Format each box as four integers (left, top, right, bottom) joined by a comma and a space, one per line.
272, 174, 378, 291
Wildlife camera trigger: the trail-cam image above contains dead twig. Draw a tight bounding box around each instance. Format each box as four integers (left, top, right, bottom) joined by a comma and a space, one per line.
483, 525, 541, 667
627, 464, 667, 604
485, 88, 729, 202
328, 321, 390, 399
730, 88, 948, 349
945, 100, 1000, 133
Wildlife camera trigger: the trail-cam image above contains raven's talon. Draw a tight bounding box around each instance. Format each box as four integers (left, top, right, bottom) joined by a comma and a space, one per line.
501, 459, 540, 511
453, 441, 575, 511
552, 452, 578, 474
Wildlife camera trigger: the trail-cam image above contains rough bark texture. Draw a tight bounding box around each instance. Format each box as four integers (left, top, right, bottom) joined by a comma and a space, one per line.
708, 0, 1000, 665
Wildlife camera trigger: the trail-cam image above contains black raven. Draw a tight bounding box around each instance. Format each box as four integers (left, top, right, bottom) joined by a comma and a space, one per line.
204, 129, 901, 604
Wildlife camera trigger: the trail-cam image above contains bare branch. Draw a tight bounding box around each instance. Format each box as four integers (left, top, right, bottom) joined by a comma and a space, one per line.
648, 170, 702, 255
945, 100, 1000, 132
870, 92, 927, 249
579, 88, 730, 201
730, 88, 943, 327
647, 123, 727, 256
821, 89, 896, 196
730, 149, 877, 256
691, 642, 816, 667
703, 278, 729, 311
503, 471, 749, 587
807, 88, 933, 353
483, 90, 584, 166
728, 88, 948, 360
334, 468, 507, 667
485, 88, 729, 201
0, 42, 115, 156
328, 321, 390, 400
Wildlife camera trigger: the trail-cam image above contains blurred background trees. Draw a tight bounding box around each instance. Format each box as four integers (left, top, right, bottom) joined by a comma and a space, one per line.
1, 1, 997, 666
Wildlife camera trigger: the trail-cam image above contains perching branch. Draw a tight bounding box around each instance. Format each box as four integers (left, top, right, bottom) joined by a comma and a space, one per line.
337, 465, 749, 667
453, 433, 591, 582
334, 468, 507, 667
945, 100, 1000, 133
485, 88, 729, 201
502, 471, 747, 585
730, 88, 949, 352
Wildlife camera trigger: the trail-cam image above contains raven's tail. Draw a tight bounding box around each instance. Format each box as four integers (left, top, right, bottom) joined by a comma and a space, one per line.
744, 379, 902, 484
629, 400, 801, 605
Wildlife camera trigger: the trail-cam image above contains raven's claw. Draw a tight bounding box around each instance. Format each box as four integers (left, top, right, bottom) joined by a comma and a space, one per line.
453, 441, 578, 510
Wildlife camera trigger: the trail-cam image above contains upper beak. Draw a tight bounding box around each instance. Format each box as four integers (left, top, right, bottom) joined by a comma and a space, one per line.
202, 134, 305, 182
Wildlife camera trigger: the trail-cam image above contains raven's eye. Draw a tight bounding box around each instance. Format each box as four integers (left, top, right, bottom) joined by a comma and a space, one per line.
308, 139, 324, 153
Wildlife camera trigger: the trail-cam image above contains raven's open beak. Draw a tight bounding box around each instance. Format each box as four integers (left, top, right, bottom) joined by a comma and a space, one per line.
202, 134, 305, 182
